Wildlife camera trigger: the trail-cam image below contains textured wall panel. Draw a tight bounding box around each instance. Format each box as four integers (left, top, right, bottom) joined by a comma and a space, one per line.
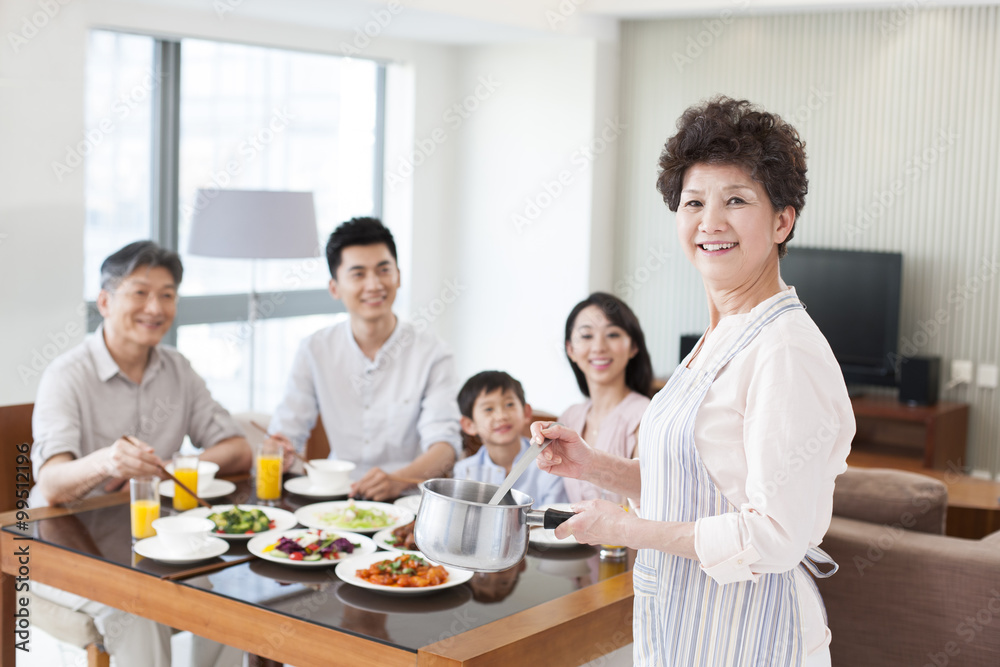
614, 7, 1000, 475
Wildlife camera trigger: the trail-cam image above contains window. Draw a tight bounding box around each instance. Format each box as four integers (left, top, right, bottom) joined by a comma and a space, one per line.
84, 30, 385, 413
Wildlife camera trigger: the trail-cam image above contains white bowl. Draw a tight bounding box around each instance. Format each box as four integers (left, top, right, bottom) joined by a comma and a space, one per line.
306, 459, 355, 490
152, 516, 215, 555
166, 460, 220, 491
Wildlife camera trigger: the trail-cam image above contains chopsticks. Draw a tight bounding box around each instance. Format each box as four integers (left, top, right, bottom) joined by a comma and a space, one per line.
159, 555, 255, 580
122, 435, 213, 509
248, 420, 315, 471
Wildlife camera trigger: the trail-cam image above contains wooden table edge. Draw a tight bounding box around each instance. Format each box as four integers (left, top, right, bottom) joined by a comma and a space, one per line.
0, 532, 415, 666
417, 571, 635, 666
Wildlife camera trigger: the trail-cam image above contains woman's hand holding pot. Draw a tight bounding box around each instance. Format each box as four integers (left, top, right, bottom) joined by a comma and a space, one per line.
554, 498, 634, 545
531, 421, 594, 480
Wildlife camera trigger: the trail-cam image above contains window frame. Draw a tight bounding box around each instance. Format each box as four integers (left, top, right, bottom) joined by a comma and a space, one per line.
85, 33, 386, 343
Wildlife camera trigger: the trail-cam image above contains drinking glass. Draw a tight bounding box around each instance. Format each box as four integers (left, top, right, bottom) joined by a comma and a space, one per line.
598, 489, 628, 559
171, 453, 199, 511
130, 476, 160, 541
256, 439, 283, 505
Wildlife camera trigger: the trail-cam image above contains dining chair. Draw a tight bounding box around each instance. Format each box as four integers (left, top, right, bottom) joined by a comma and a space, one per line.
0, 402, 111, 667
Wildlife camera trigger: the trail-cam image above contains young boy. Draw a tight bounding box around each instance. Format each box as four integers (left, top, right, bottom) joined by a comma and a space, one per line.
456, 371, 567, 507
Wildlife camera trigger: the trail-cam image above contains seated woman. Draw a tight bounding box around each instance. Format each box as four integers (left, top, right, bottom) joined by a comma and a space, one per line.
558, 292, 654, 503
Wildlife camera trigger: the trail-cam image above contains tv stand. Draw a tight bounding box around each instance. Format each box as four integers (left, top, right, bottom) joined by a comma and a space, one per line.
850, 395, 969, 470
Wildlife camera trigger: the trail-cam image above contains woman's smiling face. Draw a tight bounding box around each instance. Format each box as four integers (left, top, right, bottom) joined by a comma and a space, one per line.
566, 305, 636, 392
676, 162, 794, 294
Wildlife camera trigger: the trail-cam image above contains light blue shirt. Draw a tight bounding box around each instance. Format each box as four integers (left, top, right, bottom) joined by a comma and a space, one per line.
454, 437, 568, 507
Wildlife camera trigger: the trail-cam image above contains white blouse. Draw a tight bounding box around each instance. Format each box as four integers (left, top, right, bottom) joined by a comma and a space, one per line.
688, 287, 855, 654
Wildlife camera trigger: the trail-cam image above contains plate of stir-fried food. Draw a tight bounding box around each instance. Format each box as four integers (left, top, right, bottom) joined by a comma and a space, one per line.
335, 552, 474, 594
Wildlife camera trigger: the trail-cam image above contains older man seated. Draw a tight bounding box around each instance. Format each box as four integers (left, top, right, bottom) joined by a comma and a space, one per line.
29, 240, 251, 667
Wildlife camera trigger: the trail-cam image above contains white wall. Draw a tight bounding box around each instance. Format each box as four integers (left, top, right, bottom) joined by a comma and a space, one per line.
614, 7, 1000, 475
447, 37, 620, 415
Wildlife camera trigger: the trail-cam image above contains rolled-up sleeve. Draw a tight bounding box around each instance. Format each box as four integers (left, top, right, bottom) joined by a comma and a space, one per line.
694, 335, 854, 584
31, 360, 84, 479
415, 348, 462, 456
269, 339, 322, 452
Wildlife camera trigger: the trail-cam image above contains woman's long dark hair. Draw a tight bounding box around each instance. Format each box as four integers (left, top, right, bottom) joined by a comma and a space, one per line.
564, 292, 654, 398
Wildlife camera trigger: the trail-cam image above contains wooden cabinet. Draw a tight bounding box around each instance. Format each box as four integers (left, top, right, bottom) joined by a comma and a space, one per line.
850, 395, 969, 470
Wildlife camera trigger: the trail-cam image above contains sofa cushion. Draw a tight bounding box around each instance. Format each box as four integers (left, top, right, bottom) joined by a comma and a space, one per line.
832, 467, 947, 534
982, 530, 1000, 546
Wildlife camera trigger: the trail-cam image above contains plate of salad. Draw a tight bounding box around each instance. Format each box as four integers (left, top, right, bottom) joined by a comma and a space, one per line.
294, 501, 414, 534
247, 528, 377, 567
182, 504, 297, 540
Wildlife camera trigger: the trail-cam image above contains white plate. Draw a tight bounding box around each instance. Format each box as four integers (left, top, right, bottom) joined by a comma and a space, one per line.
335, 552, 474, 595
372, 526, 420, 556
247, 529, 376, 567
159, 479, 237, 500
528, 503, 580, 547
179, 505, 298, 540
133, 535, 229, 564
392, 495, 422, 515
294, 501, 414, 534
336, 579, 472, 613
283, 476, 350, 499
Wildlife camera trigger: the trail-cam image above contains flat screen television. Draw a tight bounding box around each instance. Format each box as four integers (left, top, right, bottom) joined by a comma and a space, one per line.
779, 247, 903, 388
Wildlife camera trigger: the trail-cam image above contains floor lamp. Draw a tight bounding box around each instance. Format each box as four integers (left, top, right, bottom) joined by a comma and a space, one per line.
187, 189, 319, 410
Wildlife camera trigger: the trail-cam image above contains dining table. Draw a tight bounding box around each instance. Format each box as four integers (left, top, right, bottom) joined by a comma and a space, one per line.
1, 475, 634, 666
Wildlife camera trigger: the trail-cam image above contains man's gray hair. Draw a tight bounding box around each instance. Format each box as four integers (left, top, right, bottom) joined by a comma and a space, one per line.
100, 241, 183, 291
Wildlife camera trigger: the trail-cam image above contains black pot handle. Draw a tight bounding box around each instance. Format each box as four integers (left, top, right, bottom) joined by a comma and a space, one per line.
543, 508, 576, 530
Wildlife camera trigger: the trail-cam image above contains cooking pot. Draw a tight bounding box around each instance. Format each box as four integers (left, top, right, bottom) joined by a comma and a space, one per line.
414, 478, 575, 572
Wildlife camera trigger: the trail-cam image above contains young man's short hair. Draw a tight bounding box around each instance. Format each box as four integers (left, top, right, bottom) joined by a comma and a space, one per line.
100, 240, 183, 291
325, 217, 398, 278
458, 371, 526, 419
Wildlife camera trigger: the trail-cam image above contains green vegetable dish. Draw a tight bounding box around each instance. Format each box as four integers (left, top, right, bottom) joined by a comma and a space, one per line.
320, 504, 394, 530
207, 507, 275, 534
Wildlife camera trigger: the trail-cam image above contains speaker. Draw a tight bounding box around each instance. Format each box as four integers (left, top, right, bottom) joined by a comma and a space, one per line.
679, 333, 701, 364
898, 356, 941, 406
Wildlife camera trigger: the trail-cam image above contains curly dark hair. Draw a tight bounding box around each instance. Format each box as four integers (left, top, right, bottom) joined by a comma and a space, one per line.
564, 292, 655, 398
655, 96, 807, 258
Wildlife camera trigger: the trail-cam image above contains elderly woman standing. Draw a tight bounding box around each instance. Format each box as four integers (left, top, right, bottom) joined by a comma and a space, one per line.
535, 97, 855, 666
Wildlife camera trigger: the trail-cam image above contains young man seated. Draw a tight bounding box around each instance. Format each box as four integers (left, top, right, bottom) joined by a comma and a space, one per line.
30, 240, 251, 667
456, 370, 567, 507
268, 217, 462, 500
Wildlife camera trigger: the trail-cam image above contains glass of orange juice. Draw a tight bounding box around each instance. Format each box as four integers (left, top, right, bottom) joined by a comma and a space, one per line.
130, 476, 160, 541
598, 489, 628, 559
171, 453, 200, 511
256, 439, 282, 505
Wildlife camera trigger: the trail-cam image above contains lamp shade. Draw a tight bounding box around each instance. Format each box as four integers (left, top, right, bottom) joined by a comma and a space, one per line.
187, 189, 319, 259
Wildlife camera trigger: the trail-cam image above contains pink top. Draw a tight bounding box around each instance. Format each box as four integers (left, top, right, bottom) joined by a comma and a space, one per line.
557, 391, 651, 503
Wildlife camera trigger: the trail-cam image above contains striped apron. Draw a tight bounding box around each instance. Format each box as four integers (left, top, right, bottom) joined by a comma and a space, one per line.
633, 294, 837, 666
